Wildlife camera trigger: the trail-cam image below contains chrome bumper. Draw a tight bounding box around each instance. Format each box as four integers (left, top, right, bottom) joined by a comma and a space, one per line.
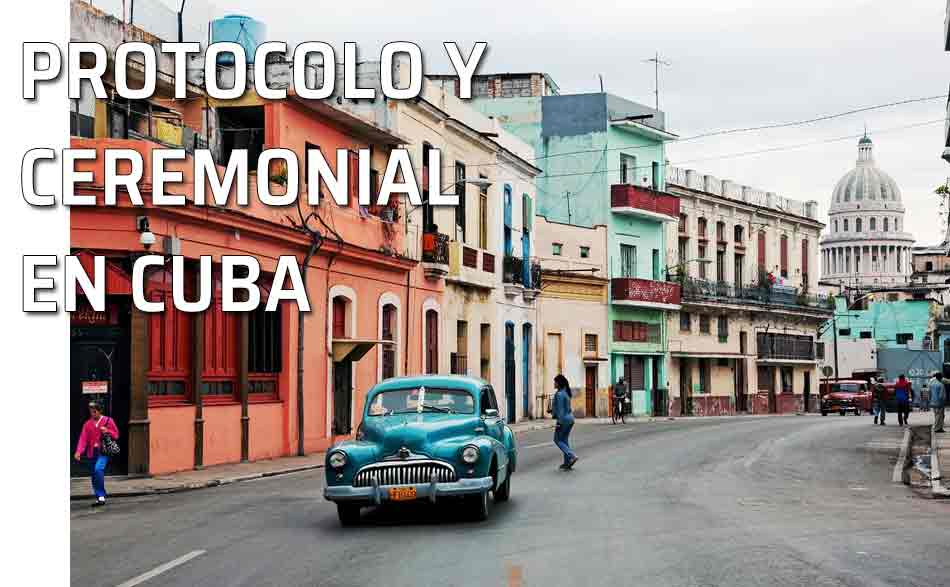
324, 476, 493, 505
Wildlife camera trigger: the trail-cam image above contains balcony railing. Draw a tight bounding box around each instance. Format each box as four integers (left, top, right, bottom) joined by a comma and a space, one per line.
421, 231, 449, 265
757, 334, 816, 362
611, 277, 681, 307
503, 255, 525, 286
677, 276, 833, 312
610, 184, 680, 221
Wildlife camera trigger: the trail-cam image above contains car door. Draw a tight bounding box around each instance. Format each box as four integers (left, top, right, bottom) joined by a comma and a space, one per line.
479, 386, 504, 444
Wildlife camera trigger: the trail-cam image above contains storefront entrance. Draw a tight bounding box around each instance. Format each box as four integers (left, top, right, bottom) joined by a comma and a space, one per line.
70, 301, 130, 476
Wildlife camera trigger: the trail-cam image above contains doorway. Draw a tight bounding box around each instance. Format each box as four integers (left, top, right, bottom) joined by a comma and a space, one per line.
803, 371, 812, 412
522, 324, 532, 419
585, 366, 598, 417
70, 309, 130, 477
622, 356, 644, 416
505, 322, 516, 423
333, 361, 353, 435
679, 357, 693, 416
736, 332, 748, 412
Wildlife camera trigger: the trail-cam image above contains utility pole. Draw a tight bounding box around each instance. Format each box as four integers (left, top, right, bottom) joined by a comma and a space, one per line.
643, 52, 671, 111
565, 191, 573, 225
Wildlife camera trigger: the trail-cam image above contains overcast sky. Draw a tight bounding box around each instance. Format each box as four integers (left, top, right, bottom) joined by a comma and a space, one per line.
175, 0, 949, 243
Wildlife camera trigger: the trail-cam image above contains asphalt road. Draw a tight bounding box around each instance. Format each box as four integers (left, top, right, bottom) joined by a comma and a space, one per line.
71, 414, 949, 586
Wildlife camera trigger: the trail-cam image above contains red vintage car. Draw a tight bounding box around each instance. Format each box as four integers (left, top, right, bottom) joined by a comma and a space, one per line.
819, 380, 872, 416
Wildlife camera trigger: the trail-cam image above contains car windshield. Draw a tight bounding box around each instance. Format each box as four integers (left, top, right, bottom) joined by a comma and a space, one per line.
831, 383, 862, 393
367, 387, 475, 416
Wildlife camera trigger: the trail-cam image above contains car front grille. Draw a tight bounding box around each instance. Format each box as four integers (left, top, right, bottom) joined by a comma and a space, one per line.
353, 460, 456, 487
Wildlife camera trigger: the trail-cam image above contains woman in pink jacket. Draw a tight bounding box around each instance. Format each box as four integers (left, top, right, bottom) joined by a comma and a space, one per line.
73, 402, 119, 506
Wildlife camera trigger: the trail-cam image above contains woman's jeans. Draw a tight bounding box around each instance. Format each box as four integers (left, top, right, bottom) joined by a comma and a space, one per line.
554, 421, 575, 464
88, 453, 109, 498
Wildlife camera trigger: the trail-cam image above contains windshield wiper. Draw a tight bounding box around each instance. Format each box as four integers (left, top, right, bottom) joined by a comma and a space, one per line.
420, 403, 453, 413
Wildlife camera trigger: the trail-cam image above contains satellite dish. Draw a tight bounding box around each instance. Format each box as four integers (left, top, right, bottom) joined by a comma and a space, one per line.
821, 365, 834, 378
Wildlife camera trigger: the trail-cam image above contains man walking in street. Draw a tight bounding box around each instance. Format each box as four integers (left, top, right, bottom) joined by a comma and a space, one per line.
872, 377, 886, 425
895, 374, 912, 426
930, 372, 946, 434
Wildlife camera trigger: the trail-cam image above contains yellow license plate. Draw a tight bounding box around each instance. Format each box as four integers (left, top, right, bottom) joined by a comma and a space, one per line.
389, 487, 417, 501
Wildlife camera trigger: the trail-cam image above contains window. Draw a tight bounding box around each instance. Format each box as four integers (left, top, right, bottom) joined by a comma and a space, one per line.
884, 218, 889, 232
716, 221, 726, 242
834, 220, 838, 233
580, 246, 590, 258
202, 276, 239, 401
781, 367, 793, 393
620, 154, 637, 185
859, 331, 872, 339
838, 328, 852, 336
552, 243, 563, 256
421, 143, 434, 231
653, 249, 661, 280
716, 251, 725, 281
304, 142, 319, 187
218, 105, 264, 168
480, 324, 491, 380
332, 297, 347, 339
843, 219, 849, 232
926, 261, 934, 271
680, 312, 691, 332
146, 268, 192, 403
452, 320, 468, 375
870, 217, 876, 231
896, 333, 913, 345
249, 300, 282, 399
612, 321, 660, 343
584, 334, 598, 354
801, 239, 809, 287
699, 315, 711, 334
856, 218, 862, 232
816, 342, 825, 360
717, 316, 728, 342
679, 214, 688, 233
425, 309, 439, 374
698, 359, 710, 393
455, 162, 466, 242
896, 218, 901, 232
698, 245, 707, 279
780, 235, 788, 278
698, 217, 707, 238
678, 240, 687, 268
346, 150, 359, 206
734, 225, 744, 244
478, 175, 488, 249
381, 304, 397, 380
619, 244, 637, 278
734, 254, 745, 287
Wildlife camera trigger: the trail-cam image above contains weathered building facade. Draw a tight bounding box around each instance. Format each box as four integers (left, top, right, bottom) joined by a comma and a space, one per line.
664, 166, 831, 415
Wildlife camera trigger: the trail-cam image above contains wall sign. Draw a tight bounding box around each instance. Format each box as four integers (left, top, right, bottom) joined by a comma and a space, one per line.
81, 381, 108, 395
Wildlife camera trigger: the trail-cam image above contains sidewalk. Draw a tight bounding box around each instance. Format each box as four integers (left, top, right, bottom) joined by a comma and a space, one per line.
933, 416, 950, 498
71, 418, 559, 501
901, 410, 950, 499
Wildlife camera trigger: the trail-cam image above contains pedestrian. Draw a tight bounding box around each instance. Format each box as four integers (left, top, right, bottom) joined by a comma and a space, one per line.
894, 374, 912, 426
73, 401, 119, 506
871, 377, 886, 425
612, 377, 627, 422
552, 374, 578, 470
930, 372, 946, 434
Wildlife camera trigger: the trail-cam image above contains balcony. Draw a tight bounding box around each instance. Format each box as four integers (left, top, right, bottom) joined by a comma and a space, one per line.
610, 184, 680, 222
447, 241, 494, 289
757, 333, 817, 363
503, 256, 543, 299
678, 277, 833, 315
610, 277, 681, 310
421, 231, 449, 279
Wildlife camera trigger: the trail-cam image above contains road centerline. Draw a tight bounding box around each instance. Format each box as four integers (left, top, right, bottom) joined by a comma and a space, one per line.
115, 550, 206, 587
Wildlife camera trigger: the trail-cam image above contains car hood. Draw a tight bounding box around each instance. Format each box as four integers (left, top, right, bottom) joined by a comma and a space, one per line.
362, 413, 479, 457
824, 392, 863, 400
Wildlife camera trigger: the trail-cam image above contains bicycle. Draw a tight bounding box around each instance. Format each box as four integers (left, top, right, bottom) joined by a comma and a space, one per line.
611, 397, 625, 424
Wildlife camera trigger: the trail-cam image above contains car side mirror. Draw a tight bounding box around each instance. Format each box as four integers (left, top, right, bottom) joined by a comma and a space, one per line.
483, 408, 498, 418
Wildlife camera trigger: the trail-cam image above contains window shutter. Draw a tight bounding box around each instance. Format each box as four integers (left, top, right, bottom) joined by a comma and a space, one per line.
503, 185, 513, 228
522, 194, 532, 233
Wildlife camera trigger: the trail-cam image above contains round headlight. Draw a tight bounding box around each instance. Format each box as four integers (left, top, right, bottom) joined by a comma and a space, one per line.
461, 445, 479, 464
328, 451, 347, 469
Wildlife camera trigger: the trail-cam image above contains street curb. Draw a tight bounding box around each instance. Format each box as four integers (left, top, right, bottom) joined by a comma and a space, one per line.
932, 426, 949, 498
894, 427, 912, 484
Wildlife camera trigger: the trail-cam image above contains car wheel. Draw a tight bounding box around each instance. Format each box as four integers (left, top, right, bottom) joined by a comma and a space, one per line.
821, 410, 827, 416
337, 504, 361, 527
494, 466, 511, 502
469, 491, 490, 521
839, 411, 845, 416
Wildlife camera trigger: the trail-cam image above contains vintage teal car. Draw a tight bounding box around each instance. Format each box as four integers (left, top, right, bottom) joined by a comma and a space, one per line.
323, 375, 517, 526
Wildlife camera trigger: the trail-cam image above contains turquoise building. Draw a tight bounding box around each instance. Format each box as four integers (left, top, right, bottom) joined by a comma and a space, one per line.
476, 90, 679, 416
824, 296, 934, 351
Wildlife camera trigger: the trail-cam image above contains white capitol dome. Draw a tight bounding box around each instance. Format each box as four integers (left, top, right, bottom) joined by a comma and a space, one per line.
820, 135, 914, 288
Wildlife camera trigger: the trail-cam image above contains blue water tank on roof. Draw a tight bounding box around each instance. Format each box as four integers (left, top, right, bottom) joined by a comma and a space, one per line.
211, 14, 266, 65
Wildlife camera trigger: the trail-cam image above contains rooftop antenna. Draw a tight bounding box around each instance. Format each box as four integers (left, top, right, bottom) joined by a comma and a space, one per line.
643, 52, 671, 111
598, 74, 604, 93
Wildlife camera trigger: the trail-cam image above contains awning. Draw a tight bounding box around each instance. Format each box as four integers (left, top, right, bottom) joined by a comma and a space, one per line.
331, 339, 392, 362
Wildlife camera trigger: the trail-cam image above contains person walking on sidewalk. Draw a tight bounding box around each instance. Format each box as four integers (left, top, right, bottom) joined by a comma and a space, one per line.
872, 377, 886, 425
930, 372, 946, 434
552, 374, 578, 470
894, 374, 912, 426
73, 401, 119, 506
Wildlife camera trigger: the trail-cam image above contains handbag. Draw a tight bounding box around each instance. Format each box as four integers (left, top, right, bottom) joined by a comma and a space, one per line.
98, 417, 120, 457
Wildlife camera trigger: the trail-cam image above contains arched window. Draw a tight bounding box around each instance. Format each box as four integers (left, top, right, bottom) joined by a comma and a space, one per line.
884, 217, 889, 232
843, 219, 849, 232
856, 218, 862, 232
734, 224, 744, 243
870, 217, 876, 231
381, 303, 397, 380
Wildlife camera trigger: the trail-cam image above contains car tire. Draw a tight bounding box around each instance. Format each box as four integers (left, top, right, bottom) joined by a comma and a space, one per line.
469, 491, 490, 522
839, 411, 845, 416
337, 504, 361, 527
821, 410, 827, 416
494, 466, 511, 502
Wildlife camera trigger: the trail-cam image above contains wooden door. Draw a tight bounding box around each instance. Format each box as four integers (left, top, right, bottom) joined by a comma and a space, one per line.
425, 309, 438, 374
333, 360, 353, 435
585, 366, 597, 417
